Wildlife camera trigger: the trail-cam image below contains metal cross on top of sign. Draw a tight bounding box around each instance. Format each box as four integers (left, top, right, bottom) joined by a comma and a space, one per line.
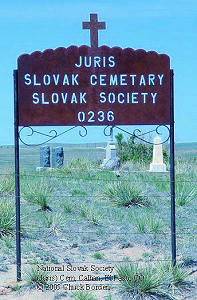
83, 13, 106, 47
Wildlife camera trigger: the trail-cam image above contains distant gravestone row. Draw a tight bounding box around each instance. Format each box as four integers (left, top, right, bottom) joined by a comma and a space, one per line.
37, 137, 167, 172
37, 146, 64, 171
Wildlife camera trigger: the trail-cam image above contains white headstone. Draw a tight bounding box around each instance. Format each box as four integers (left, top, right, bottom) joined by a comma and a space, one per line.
103, 140, 117, 164
103, 127, 117, 164
149, 136, 167, 172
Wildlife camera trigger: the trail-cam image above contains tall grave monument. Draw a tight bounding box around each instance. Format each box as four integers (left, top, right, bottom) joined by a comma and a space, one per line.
149, 136, 167, 172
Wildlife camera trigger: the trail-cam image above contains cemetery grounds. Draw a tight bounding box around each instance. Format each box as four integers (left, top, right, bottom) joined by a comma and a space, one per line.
0, 143, 196, 300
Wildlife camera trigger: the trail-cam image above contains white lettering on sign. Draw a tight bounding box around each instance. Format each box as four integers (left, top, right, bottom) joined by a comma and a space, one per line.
24, 73, 164, 87
89, 74, 164, 86
110, 75, 118, 85
132, 93, 138, 104
78, 111, 114, 122
158, 74, 164, 85
99, 92, 157, 104
24, 74, 79, 86
148, 74, 155, 85
32, 92, 87, 104
151, 93, 157, 103
139, 75, 146, 86
141, 92, 148, 103
22, 53, 167, 126
130, 74, 136, 85
74, 56, 115, 68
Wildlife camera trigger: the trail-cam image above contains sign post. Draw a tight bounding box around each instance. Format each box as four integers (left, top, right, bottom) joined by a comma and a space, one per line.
14, 13, 176, 281
14, 69, 21, 281
170, 69, 176, 266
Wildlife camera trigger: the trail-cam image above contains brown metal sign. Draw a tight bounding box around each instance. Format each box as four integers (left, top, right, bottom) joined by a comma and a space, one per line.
17, 46, 170, 126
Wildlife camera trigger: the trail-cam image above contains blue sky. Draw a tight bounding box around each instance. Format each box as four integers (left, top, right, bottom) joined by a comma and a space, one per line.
0, 0, 196, 145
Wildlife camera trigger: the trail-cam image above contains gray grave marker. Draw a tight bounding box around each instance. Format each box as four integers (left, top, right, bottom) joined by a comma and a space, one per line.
52, 147, 64, 168
36, 146, 50, 171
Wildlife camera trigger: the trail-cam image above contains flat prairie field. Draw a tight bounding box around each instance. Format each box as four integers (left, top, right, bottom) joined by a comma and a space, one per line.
0, 144, 106, 171
0, 143, 196, 300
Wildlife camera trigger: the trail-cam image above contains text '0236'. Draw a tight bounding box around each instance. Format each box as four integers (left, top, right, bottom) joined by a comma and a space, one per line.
17, 47, 171, 126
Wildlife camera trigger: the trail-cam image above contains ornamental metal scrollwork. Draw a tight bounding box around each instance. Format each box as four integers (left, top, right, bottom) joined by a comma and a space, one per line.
79, 126, 88, 137
19, 124, 170, 146
19, 126, 88, 146
113, 125, 170, 145
103, 125, 114, 137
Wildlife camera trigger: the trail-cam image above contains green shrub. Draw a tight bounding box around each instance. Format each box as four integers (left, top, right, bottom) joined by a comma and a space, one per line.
0, 198, 15, 236
115, 133, 169, 164
102, 181, 149, 207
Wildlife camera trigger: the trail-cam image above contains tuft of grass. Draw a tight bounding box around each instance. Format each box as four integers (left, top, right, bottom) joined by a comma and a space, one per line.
11, 284, 21, 291
80, 204, 91, 218
23, 179, 53, 210
2, 236, 14, 248
134, 217, 146, 233
89, 212, 101, 226
146, 216, 164, 234
42, 212, 63, 232
73, 290, 96, 300
159, 262, 191, 288
134, 215, 164, 234
61, 199, 74, 213
116, 262, 191, 299
0, 171, 15, 194
72, 189, 87, 196
175, 182, 196, 206
93, 253, 104, 259
26, 265, 50, 285
101, 181, 149, 207
116, 263, 173, 299
0, 198, 15, 236
171, 265, 191, 287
